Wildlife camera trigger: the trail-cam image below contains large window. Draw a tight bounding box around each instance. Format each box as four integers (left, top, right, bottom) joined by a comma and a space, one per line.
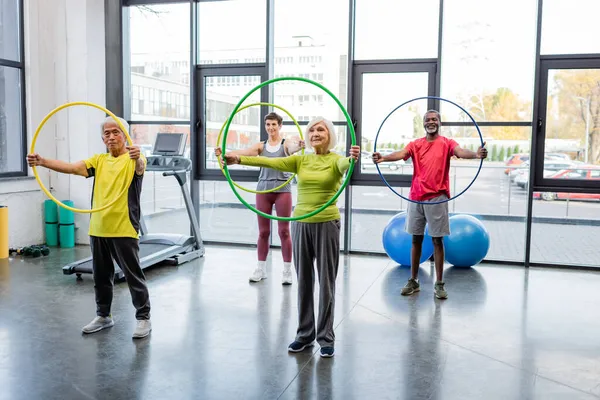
202, 73, 262, 172
273, 0, 349, 119
440, 0, 537, 123
127, 3, 190, 121
531, 190, 600, 267
0, 0, 20, 61
197, 0, 266, 65
0, 0, 25, 177
541, 0, 600, 55
118, 0, 600, 270
544, 68, 600, 167
354, 0, 439, 60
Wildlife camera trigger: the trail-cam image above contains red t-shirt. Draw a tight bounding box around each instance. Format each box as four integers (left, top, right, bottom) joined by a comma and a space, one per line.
403, 136, 459, 201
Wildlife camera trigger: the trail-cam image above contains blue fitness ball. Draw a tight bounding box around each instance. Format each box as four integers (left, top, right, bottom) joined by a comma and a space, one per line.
382, 212, 434, 267
443, 214, 490, 267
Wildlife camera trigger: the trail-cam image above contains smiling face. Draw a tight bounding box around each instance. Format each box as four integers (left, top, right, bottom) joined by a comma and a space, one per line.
265, 118, 281, 137
102, 121, 127, 155
308, 122, 330, 152
423, 111, 441, 136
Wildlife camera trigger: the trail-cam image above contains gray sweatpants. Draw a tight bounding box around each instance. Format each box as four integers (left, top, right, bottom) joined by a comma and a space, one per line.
291, 220, 341, 347
90, 236, 151, 320
405, 194, 450, 237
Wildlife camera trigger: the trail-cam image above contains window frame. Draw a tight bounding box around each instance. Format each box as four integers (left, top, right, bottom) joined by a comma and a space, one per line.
0, 0, 27, 178
195, 64, 268, 181
350, 60, 438, 187
113, 0, 600, 268
533, 56, 600, 194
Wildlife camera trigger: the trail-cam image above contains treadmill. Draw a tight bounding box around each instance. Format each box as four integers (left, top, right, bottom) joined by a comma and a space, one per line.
62, 132, 205, 280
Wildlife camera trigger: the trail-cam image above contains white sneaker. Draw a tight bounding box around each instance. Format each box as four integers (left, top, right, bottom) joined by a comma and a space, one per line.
82, 316, 114, 334
249, 262, 267, 282
282, 263, 292, 285
133, 319, 152, 339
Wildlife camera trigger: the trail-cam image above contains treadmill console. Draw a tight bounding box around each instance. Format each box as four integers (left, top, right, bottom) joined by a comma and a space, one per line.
146, 132, 191, 172
146, 156, 191, 172
153, 132, 187, 156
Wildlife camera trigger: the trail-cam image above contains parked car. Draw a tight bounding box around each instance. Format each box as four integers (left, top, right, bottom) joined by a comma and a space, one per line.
505, 152, 571, 176
534, 166, 600, 201
504, 153, 529, 175
545, 152, 572, 162
514, 160, 576, 188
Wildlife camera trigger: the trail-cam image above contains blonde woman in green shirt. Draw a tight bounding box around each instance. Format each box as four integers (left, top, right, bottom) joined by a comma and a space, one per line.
224, 116, 360, 358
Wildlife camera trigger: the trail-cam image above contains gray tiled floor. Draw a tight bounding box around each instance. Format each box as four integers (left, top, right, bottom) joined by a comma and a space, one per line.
1, 245, 600, 399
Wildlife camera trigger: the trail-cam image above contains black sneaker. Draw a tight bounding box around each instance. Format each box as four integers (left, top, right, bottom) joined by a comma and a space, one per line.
320, 347, 335, 358
288, 341, 312, 353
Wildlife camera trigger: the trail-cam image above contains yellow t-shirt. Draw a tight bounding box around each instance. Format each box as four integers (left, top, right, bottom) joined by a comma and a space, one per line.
83, 153, 146, 239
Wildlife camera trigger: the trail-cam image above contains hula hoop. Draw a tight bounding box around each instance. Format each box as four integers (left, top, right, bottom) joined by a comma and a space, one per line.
374, 96, 484, 205
215, 102, 304, 194
30, 102, 136, 214
221, 77, 356, 221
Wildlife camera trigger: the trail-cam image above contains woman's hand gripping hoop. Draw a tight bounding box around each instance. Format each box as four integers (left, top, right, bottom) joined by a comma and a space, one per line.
215, 102, 304, 194
30, 102, 136, 214
221, 77, 357, 221
374, 96, 484, 205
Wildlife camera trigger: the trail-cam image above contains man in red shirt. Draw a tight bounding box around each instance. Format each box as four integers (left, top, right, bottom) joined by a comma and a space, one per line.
372, 110, 487, 299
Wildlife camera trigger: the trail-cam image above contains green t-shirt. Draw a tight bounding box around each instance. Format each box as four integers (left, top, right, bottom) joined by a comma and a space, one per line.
240, 152, 351, 223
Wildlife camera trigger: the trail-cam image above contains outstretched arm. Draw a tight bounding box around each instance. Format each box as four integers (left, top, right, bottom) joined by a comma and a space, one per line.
454, 142, 487, 159
215, 142, 263, 158
284, 137, 305, 155
224, 153, 300, 173
372, 148, 409, 163
26, 153, 88, 177
336, 145, 361, 174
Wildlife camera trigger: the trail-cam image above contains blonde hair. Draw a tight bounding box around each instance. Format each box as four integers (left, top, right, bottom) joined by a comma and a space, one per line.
304, 117, 337, 151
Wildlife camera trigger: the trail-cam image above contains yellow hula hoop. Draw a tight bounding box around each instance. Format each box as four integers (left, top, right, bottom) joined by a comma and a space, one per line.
215, 102, 304, 194
30, 102, 136, 214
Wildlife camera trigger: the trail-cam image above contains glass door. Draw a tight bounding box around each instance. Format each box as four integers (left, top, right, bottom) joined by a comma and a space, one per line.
529, 58, 600, 268
348, 62, 436, 252
194, 66, 267, 245
535, 59, 600, 191
352, 62, 436, 185
196, 66, 267, 179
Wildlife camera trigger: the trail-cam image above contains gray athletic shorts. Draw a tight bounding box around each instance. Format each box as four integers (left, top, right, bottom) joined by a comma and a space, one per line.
405, 194, 450, 237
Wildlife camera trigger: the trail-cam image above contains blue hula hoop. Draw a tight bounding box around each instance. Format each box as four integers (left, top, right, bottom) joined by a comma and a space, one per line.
374, 96, 484, 205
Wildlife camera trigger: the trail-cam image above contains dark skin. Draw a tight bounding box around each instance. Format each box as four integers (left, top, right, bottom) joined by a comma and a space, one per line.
372, 112, 488, 282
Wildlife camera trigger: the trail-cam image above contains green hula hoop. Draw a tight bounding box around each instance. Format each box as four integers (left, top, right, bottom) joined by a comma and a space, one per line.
215, 102, 304, 194
222, 77, 357, 222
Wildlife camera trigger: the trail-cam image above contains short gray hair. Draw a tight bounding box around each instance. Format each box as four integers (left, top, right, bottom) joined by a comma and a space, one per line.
100, 116, 130, 136
305, 116, 337, 151
423, 110, 442, 123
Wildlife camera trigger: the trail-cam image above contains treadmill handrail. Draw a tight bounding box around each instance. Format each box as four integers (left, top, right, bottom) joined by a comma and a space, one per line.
163, 170, 188, 176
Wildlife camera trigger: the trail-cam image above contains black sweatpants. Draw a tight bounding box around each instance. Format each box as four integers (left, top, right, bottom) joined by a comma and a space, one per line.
90, 236, 151, 320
